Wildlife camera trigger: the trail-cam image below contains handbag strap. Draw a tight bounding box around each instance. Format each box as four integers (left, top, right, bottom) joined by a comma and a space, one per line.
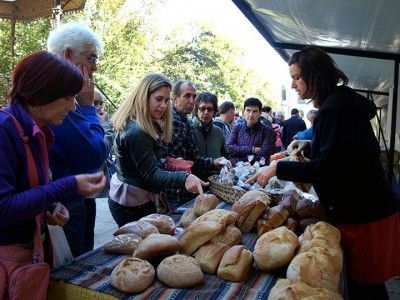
0, 109, 44, 263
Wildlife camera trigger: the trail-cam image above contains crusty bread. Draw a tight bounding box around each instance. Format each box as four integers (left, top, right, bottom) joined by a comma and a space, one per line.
157, 254, 204, 288
267, 205, 289, 228
211, 225, 242, 247
104, 233, 142, 254
179, 208, 197, 229
111, 257, 155, 293
140, 213, 175, 234
232, 190, 270, 233
286, 252, 340, 292
217, 245, 253, 282
133, 234, 180, 265
179, 221, 223, 255
193, 194, 219, 216
256, 218, 275, 237
268, 279, 342, 300
113, 220, 159, 238
300, 221, 341, 246
194, 242, 228, 274
191, 209, 238, 228
254, 226, 299, 272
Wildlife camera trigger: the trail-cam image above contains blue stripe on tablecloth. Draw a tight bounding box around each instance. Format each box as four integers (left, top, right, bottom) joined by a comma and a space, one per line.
50, 198, 278, 299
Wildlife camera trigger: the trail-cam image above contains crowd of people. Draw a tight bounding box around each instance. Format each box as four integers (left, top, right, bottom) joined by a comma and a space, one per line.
0, 20, 398, 300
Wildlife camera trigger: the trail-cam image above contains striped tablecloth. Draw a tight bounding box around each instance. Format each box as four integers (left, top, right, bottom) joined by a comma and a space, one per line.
49, 200, 278, 299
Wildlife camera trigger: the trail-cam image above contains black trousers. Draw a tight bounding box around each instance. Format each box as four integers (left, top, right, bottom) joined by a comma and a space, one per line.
347, 278, 389, 300
108, 198, 156, 227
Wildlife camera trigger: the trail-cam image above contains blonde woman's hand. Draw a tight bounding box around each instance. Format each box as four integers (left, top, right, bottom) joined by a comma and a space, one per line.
46, 202, 70, 226
75, 171, 106, 196
185, 174, 209, 195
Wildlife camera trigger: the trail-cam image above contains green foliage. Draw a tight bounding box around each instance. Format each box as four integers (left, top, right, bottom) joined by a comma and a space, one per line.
0, 0, 277, 111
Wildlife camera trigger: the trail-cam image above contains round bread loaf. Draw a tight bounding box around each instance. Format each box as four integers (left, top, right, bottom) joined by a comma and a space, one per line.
111, 257, 155, 293
211, 225, 242, 247
133, 234, 180, 265
267, 205, 289, 227
179, 208, 197, 229
140, 214, 175, 234
254, 226, 299, 272
157, 254, 204, 288
193, 194, 219, 216
191, 209, 238, 228
194, 242, 228, 274
104, 233, 142, 254
286, 252, 340, 292
113, 220, 159, 238
269, 279, 342, 300
300, 221, 341, 246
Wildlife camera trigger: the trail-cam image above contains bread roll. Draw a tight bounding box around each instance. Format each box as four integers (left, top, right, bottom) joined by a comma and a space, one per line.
232, 190, 270, 232
268, 279, 342, 300
267, 205, 289, 227
254, 226, 299, 272
217, 245, 253, 282
211, 225, 242, 247
193, 194, 219, 216
113, 220, 159, 238
256, 218, 275, 237
179, 208, 197, 229
286, 252, 340, 292
140, 214, 175, 234
104, 233, 141, 254
300, 221, 341, 246
111, 257, 155, 293
194, 242, 228, 274
133, 234, 180, 265
179, 221, 223, 255
191, 209, 238, 228
157, 254, 203, 288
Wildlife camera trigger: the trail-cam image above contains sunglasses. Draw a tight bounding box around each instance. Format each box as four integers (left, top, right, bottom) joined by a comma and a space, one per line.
198, 107, 214, 112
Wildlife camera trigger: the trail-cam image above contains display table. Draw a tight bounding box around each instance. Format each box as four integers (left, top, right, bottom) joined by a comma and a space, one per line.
47, 200, 279, 299
47, 200, 346, 299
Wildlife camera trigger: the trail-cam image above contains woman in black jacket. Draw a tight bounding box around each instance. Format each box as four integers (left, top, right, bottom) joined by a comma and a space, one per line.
108, 74, 207, 227
249, 46, 399, 299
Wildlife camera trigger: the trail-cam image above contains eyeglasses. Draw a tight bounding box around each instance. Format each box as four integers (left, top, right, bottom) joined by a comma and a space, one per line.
198, 107, 214, 112
94, 100, 103, 106
83, 54, 99, 65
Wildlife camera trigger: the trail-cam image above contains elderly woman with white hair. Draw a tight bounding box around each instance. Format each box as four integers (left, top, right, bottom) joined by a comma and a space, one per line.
46, 22, 107, 257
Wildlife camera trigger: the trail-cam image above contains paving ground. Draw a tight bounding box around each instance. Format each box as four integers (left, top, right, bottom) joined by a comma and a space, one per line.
93, 198, 400, 299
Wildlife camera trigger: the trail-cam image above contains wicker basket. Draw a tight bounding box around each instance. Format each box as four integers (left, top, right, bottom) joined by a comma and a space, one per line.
208, 175, 246, 204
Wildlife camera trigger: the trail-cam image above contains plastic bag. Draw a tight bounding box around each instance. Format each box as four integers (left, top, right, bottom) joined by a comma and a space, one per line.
47, 225, 73, 269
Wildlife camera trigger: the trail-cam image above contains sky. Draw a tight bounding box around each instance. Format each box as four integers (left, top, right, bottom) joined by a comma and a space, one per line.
150, 0, 294, 101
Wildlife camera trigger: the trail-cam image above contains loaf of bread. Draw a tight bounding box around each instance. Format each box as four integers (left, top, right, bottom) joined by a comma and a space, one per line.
217, 245, 253, 282
300, 221, 341, 246
113, 220, 159, 238
296, 198, 314, 219
298, 218, 319, 233
191, 209, 238, 228
285, 217, 298, 233
232, 190, 270, 233
133, 234, 180, 265
193, 194, 219, 216
194, 242, 228, 274
179, 220, 223, 255
179, 208, 197, 229
140, 214, 175, 234
254, 226, 299, 272
286, 252, 340, 292
256, 218, 275, 237
268, 279, 342, 300
211, 225, 242, 247
111, 257, 155, 293
104, 233, 142, 254
157, 254, 204, 288
267, 205, 289, 227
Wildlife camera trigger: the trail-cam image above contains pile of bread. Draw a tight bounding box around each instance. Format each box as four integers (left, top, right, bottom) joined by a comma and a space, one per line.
105, 191, 343, 299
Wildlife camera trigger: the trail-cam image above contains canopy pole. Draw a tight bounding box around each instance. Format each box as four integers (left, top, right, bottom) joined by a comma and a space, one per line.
389, 60, 399, 184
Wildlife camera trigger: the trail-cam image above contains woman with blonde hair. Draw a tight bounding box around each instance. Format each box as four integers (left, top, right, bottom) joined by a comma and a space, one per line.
109, 73, 207, 226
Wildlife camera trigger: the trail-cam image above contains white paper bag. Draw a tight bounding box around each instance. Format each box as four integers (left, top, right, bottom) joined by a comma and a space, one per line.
47, 224, 74, 269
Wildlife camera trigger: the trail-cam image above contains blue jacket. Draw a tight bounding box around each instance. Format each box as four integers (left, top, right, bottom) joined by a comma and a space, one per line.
296, 126, 313, 140
0, 102, 77, 245
49, 104, 106, 204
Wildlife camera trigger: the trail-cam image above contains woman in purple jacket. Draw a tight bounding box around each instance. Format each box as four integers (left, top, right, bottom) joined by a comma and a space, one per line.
0, 52, 106, 263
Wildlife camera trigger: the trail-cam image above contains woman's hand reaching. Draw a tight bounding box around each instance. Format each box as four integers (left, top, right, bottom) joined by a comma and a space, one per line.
185, 174, 209, 195
245, 161, 278, 187
75, 171, 106, 196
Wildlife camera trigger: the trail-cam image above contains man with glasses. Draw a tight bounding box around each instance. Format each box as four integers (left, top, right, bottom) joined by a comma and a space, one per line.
165, 80, 228, 208
47, 22, 107, 257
